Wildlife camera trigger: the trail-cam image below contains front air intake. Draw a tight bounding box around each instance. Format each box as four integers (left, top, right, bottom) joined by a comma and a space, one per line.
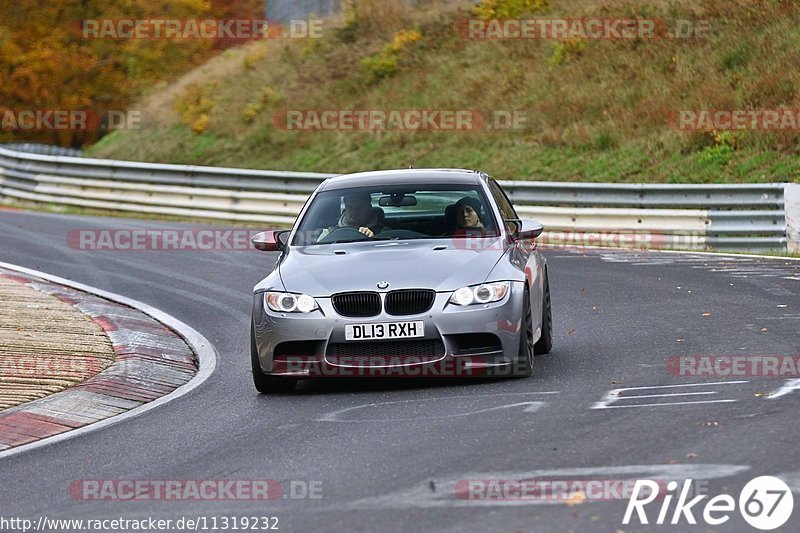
331, 292, 381, 317
385, 289, 435, 316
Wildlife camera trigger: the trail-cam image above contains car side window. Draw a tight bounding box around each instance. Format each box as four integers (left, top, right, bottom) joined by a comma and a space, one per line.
488, 179, 518, 231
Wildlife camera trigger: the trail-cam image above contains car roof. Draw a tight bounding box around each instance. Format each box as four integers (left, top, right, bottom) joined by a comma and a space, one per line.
318, 168, 486, 191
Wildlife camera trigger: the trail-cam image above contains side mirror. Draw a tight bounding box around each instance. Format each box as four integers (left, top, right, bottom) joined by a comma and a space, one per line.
509, 219, 544, 241
251, 230, 288, 251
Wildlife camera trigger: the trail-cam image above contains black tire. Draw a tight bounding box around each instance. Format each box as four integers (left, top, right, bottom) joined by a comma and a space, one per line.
534, 269, 553, 355
251, 323, 297, 393
514, 286, 534, 377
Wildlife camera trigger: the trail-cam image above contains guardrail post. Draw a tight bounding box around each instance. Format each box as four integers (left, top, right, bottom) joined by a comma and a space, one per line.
786, 183, 800, 253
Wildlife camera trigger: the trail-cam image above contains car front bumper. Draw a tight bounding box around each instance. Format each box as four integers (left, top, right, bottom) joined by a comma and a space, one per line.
252, 281, 528, 378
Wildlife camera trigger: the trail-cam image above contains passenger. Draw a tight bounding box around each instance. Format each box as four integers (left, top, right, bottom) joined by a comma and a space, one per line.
318, 192, 388, 240
452, 196, 486, 235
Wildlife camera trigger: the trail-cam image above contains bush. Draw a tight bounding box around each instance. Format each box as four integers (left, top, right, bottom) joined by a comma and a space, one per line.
595, 131, 616, 151
175, 84, 215, 134
361, 29, 422, 83
260, 87, 283, 106
549, 39, 587, 65
242, 103, 263, 124
335, 17, 359, 43
474, 0, 549, 20
386, 29, 423, 53
243, 47, 268, 70
362, 54, 401, 82
191, 114, 209, 134
697, 131, 738, 167
698, 143, 733, 167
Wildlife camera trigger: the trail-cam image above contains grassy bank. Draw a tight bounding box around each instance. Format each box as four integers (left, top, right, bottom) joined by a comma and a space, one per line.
87, 0, 800, 183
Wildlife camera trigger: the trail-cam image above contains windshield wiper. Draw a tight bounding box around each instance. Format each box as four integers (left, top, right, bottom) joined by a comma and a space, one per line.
317, 239, 365, 244
318, 237, 394, 244
313, 236, 431, 245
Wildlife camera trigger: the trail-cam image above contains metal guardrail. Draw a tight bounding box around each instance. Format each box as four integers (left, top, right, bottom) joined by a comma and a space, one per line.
0, 146, 792, 251
502, 181, 785, 209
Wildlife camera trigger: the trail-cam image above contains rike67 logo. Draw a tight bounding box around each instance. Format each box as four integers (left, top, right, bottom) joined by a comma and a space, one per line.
623, 476, 793, 530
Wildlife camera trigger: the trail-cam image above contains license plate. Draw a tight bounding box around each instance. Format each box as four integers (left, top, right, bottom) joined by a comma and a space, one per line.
345, 321, 425, 341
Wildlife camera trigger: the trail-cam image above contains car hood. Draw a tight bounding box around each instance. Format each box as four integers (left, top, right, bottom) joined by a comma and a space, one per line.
279, 239, 507, 296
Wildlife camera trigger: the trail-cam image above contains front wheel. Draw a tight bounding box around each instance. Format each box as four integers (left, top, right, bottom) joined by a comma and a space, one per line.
514, 286, 534, 377
251, 323, 297, 393
534, 269, 553, 355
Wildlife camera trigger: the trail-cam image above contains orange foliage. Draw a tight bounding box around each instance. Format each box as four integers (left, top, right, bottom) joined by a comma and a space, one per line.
0, 0, 262, 146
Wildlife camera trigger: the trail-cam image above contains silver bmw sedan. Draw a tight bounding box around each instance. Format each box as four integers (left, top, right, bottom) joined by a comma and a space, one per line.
250, 169, 552, 392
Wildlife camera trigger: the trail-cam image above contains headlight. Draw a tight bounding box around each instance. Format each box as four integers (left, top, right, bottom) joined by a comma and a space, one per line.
265, 292, 319, 313
449, 282, 509, 306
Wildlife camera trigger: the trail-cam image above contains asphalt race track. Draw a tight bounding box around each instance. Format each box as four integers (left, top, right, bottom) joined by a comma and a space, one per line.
1, 209, 799, 532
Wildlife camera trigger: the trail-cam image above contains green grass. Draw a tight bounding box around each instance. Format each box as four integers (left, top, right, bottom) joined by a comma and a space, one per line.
86, 0, 800, 184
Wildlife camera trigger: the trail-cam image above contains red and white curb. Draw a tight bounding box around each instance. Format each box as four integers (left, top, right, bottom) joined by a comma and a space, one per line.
0, 261, 216, 459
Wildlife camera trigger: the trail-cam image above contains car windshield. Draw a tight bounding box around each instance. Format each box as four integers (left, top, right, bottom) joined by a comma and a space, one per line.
291, 184, 500, 246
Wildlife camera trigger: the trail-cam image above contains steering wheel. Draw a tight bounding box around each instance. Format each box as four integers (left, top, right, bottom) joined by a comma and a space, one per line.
317, 227, 371, 243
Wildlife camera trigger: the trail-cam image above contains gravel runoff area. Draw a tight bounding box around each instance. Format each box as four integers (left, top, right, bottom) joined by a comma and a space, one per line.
0, 276, 114, 410
0, 266, 197, 450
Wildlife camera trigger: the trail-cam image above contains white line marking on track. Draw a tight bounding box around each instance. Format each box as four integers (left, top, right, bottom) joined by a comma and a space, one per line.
592, 381, 749, 409
623, 392, 717, 399
335, 464, 751, 509
595, 399, 737, 409
768, 379, 800, 399
775, 471, 800, 494
604, 381, 749, 391
316, 392, 557, 422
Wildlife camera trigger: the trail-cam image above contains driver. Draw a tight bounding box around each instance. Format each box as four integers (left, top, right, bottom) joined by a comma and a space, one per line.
317, 192, 388, 241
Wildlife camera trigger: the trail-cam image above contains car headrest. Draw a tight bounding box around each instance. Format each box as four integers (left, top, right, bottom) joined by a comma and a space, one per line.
444, 204, 457, 228
319, 198, 343, 226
